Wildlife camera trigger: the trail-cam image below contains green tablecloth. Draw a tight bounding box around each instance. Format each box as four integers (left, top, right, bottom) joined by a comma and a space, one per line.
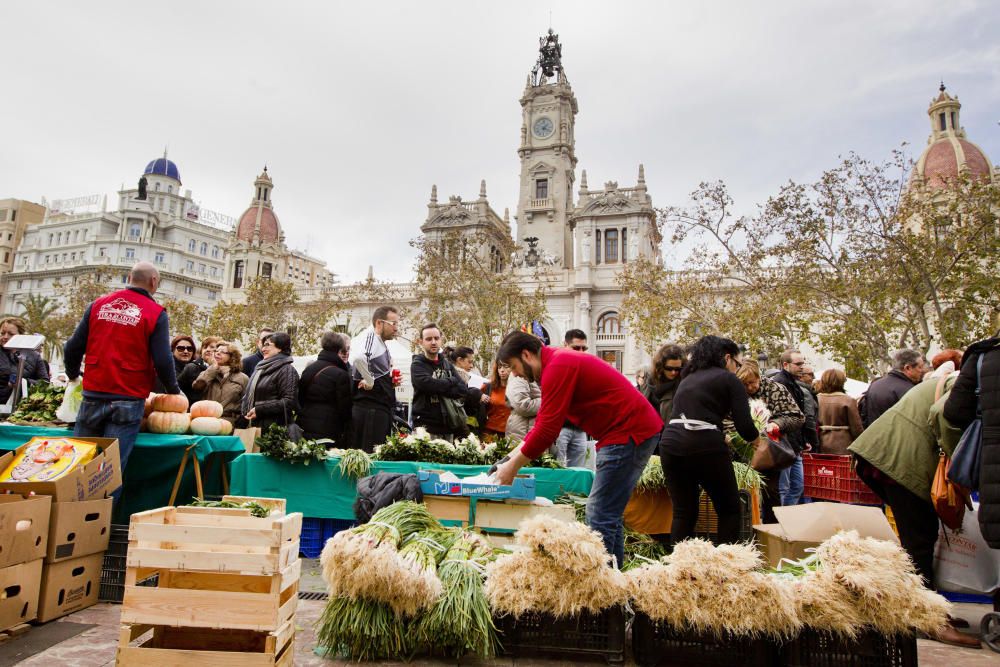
0, 423, 247, 522
229, 453, 595, 519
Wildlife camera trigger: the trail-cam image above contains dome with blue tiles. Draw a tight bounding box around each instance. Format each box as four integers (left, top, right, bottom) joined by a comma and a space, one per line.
143, 155, 181, 183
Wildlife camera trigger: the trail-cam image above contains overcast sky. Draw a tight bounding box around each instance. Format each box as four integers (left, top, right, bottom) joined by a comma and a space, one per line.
2, 1, 997, 282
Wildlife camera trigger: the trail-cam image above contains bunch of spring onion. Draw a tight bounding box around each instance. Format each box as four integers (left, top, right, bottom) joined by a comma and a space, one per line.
320, 501, 442, 609
334, 448, 372, 479
317, 596, 410, 661
413, 531, 499, 658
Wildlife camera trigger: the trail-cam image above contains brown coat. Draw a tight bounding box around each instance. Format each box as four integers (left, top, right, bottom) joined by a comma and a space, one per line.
192, 366, 249, 424
817, 392, 863, 455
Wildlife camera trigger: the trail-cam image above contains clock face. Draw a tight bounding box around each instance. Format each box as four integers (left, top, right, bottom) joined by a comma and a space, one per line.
533, 116, 554, 138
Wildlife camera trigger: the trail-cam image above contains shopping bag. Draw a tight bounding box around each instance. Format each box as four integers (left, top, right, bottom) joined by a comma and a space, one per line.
933, 505, 1000, 595
931, 453, 968, 530
947, 353, 984, 491
234, 427, 262, 453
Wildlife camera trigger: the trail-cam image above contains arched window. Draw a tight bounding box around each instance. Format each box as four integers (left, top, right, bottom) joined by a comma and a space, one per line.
596, 311, 621, 335
200, 242, 208, 256
233, 260, 244, 288
188, 239, 196, 252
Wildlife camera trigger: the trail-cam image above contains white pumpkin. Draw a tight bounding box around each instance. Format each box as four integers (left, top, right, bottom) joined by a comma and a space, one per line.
190, 416, 228, 436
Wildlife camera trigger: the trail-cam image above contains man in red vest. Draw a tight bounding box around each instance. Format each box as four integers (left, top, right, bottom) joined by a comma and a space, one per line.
63, 261, 181, 502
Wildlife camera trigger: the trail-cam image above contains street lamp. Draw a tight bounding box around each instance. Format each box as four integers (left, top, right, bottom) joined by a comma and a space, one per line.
757, 352, 769, 370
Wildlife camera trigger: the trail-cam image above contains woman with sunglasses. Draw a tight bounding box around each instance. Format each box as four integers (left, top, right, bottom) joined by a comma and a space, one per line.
240, 332, 299, 432
642, 343, 685, 422
659, 335, 759, 545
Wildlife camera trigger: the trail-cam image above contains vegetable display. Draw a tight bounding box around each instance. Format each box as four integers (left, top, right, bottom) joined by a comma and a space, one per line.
187, 497, 270, 518
255, 424, 329, 465
7, 382, 66, 424
376, 427, 562, 468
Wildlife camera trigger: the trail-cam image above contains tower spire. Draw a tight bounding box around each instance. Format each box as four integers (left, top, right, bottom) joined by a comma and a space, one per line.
479, 179, 487, 199
637, 163, 645, 185
430, 184, 438, 204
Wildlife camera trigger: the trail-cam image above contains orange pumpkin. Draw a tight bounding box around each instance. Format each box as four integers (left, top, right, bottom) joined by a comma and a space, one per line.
144, 394, 157, 417
190, 416, 228, 436
152, 393, 189, 414
190, 400, 224, 419
147, 411, 191, 434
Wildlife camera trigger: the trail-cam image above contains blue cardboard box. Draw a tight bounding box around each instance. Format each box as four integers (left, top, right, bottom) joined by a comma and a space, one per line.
417, 470, 536, 501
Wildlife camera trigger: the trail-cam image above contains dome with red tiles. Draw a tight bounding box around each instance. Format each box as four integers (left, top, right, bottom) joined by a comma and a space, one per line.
234, 168, 283, 244
913, 84, 994, 188
236, 205, 281, 243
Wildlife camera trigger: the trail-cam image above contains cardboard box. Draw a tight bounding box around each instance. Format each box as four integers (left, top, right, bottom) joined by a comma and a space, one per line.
0, 494, 51, 568
754, 502, 899, 568
37, 552, 102, 623
0, 438, 122, 502
46, 498, 113, 563
417, 469, 536, 500
0, 558, 42, 630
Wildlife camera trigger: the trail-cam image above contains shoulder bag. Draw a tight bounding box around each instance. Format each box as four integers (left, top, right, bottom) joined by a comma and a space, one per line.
947, 354, 984, 491
931, 376, 969, 529
750, 432, 797, 472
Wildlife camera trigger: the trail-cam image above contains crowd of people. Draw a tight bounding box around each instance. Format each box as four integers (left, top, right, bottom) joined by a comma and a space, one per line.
4, 261, 997, 648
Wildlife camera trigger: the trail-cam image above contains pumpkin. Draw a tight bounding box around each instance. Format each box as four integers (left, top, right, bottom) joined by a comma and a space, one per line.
218, 420, 234, 436
190, 417, 229, 436
147, 411, 191, 434
144, 394, 157, 417
190, 400, 224, 419
152, 393, 189, 414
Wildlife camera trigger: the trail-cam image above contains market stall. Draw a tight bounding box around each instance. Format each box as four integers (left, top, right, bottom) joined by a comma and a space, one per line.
0, 423, 246, 522
228, 453, 594, 520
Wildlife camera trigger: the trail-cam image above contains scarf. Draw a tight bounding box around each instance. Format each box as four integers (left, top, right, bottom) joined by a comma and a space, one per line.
241, 353, 293, 418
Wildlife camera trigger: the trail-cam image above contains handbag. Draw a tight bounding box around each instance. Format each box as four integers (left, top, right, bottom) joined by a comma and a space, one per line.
931, 452, 967, 530
948, 354, 984, 491
441, 396, 469, 433
750, 433, 796, 472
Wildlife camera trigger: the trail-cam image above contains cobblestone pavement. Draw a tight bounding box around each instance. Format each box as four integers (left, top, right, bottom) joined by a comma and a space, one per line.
5, 562, 994, 667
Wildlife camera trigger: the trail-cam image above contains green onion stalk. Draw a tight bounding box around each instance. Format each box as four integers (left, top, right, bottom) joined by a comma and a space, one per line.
412, 531, 499, 658
732, 461, 764, 493
634, 455, 667, 493
335, 448, 373, 479
316, 595, 411, 661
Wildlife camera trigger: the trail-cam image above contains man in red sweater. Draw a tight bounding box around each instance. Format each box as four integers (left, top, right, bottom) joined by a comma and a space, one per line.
495, 331, 662, 567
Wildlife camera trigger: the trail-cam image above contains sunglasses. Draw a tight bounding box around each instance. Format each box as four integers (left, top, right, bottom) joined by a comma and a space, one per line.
664, 367, 682, 374
174, 345, 194, 352
571, 345, 588, 352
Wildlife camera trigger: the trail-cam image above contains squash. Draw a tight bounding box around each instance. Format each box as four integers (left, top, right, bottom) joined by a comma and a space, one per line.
152, 393, 189, 414
190, 400, 224, 419
190, 416, 228, 436
144, 394, 157, 417
218, 420, 234, 436
147, 411, 191, 434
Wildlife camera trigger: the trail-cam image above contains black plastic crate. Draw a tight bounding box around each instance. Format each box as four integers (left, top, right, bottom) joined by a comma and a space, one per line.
632, 612, 780, 667
693, 489, 754, 544
99, 523, 158, 602
495, 606, 626, 664
781, 628, 917, 667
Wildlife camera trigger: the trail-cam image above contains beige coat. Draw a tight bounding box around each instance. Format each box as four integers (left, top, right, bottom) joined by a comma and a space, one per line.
505, 375, 541, 442
817, 392, 864, 455
193, 366, 250, 424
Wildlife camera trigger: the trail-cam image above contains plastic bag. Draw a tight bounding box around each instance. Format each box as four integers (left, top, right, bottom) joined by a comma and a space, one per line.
0, 437, 98, 482
933, 504, 1000, 595
55, 379, 83, 423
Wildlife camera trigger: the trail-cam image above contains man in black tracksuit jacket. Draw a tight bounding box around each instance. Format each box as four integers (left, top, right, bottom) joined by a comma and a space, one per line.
410, 324, 481, 438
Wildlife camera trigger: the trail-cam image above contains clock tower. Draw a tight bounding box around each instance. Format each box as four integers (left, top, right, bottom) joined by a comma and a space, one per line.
515, 29, 578, 269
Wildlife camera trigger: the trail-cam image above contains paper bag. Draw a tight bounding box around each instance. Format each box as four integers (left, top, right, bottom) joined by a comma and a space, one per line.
933, 506, 1000, 595
234, 427, 261, 453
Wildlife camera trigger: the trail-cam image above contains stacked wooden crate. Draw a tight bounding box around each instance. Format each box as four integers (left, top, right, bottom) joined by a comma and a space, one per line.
115, 496, 301, 666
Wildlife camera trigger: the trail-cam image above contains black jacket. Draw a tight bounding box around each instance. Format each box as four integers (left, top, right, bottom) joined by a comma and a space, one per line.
410, 354, 480, 436
243, 350, 264, 378
0, 349, 49, 404
243, 355, 299, 432
177, 358, 207, 404
353, 472, 423, 523
297, 352, 352, 443
772, 369, 809, 453
861, 369, 917, 428
943, 338, 1000, 548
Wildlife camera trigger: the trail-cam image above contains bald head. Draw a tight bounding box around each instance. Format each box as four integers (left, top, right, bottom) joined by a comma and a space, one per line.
129, 261, 160, 294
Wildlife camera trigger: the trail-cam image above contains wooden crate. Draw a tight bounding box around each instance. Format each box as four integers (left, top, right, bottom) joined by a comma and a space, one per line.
121, 505, 302, 632
116, 619, 294, 666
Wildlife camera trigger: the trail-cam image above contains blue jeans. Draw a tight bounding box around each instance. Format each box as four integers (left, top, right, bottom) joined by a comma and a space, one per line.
779, 455, 804, 506
585, 435, 658, 568
554, 426, 589, 468
73, 397, 144, 503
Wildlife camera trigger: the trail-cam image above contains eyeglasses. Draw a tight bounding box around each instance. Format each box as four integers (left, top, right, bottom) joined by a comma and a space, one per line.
216, 350, 231, 355
174, 345, 194, 352
570, 345, 588, 352
379, 319, 400, 328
